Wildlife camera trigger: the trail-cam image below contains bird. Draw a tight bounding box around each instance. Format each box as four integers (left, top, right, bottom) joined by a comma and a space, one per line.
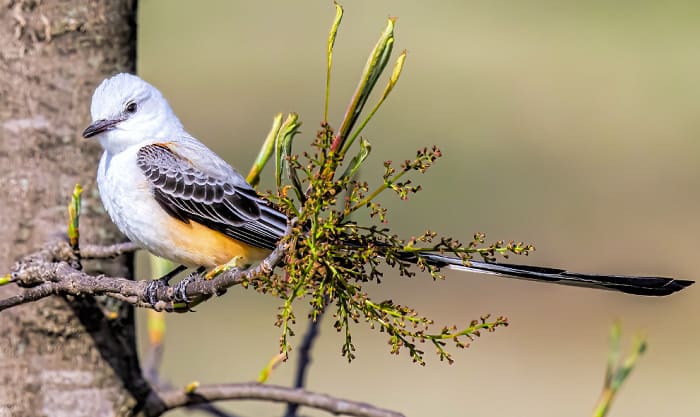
83, 73, 693, 303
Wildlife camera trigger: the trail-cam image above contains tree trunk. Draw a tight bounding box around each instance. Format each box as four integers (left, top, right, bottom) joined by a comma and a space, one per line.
0, 1, 144, 416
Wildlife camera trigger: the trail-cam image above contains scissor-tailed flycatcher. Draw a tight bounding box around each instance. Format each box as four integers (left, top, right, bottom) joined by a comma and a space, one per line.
83, 73, 693, 300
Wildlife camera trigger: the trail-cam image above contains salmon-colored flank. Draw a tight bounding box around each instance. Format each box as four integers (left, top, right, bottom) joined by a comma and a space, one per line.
165, 216, 271, 268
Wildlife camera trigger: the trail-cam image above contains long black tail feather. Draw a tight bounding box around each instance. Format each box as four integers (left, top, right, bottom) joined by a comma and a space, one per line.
414, 253, 694, 296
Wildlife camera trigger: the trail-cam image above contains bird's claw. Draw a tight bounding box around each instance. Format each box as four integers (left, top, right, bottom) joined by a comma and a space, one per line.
144, 278, 169, 306
173, 270, 202, 305
143, 265, 203, 308
143, 264, 188, 307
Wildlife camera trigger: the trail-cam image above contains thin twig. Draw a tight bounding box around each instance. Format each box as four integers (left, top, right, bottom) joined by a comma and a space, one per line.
80, 241, 140, 258
152, 379, 242, 417
190, 404, 241, 417
284, 309, 325, 417
152, 382, 404, 417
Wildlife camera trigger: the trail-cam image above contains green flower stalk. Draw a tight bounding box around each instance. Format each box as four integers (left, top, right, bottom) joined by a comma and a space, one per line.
67, 183, 82, 251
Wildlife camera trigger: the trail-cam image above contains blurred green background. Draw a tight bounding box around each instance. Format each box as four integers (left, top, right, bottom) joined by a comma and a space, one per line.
135, 1, 699, 416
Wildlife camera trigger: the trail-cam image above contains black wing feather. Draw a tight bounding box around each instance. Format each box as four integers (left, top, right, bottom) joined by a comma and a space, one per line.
137, 144, 287, 250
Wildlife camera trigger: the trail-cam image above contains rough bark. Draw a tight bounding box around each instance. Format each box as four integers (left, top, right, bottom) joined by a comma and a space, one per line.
0, 1, 142, 416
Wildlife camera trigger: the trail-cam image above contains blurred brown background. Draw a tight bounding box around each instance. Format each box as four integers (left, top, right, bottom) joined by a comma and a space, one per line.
135, 1, 699, 416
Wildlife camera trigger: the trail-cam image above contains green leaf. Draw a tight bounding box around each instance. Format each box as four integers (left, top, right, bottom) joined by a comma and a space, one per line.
592, 323, 647, 417
331, 18, 396, 155
275, 113, 303, 200
248, 113, 283, 187
343, 50, 407, 155
340, 137, 371, 180
324, 2, 344, 123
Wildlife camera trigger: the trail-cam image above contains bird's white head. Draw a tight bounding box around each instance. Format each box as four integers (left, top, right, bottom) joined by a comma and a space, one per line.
83, 73, 184, 154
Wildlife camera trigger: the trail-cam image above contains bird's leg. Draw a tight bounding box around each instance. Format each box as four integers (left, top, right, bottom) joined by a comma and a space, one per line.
145, 264, 188, 306
173, 266, 206, 304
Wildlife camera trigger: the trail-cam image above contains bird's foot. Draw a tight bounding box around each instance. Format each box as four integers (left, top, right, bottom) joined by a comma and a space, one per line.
144, 264, 188, 307
173, 266, 206, 305
144, 277, 169, 307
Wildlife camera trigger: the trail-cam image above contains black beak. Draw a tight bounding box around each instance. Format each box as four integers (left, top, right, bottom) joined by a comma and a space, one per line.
82, 118, 120, 138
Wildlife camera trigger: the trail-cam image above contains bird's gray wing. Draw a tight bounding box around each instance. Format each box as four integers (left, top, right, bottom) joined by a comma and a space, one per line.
136, 143, 287, 250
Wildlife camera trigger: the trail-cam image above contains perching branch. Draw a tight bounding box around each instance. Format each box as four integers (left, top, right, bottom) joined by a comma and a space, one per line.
0, 233, 407, 417
149, 382, 404, 417
1, 233, 288, 313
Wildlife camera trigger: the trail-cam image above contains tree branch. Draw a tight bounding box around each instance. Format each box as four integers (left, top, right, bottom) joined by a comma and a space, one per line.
1, 236, 288, 312
1, 225, 406, 417
150, 382, 404, 417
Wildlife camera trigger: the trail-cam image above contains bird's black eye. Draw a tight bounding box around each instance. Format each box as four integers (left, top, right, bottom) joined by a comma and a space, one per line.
125, 101, 138, 114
